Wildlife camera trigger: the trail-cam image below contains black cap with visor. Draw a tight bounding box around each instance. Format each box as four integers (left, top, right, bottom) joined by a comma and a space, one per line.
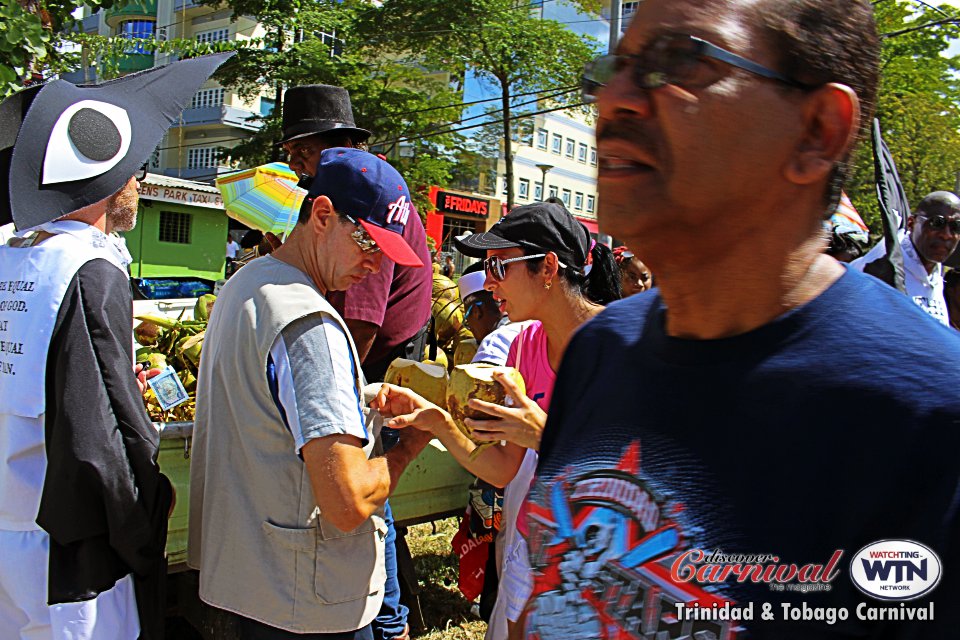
454, 201, 591, 270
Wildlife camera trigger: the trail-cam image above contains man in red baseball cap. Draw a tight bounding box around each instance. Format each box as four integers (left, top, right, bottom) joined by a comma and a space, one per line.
189, 148, 429, 639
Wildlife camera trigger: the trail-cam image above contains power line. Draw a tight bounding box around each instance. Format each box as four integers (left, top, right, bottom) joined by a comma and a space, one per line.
368, 84, 578, 120
377, 86, 578, 154
881, 16, 960, 38
911, 0, 952, 18
153, 83, 579, 152
172, 99, 592, 184
377, 99, 591, 147
388, 86, 578, 142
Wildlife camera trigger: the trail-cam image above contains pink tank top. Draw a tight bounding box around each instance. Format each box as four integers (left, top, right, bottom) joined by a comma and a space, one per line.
505, 321, 554, 412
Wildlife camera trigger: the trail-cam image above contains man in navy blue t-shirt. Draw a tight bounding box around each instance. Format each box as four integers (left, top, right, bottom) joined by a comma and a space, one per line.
523, 1, 960, 638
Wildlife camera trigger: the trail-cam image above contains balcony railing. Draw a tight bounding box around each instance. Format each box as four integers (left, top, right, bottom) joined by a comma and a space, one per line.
173, 105, 263, 132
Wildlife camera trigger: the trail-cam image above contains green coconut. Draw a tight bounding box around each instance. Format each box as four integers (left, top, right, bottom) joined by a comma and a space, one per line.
138, 351, 167, 370
134, 321, 162, 347
194, 294, 216, 322
453, 337, 479, 367
422, 344, 449, 370
178, 331, 204, 366
384, 358, 449, 407
178, 368, 197, 392
446, 364, 526, 444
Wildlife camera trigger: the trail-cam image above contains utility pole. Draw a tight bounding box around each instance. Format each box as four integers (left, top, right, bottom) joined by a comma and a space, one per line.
608, 0, 622, 53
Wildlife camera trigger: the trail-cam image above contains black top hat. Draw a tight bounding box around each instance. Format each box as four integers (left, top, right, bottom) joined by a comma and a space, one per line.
278, 85, 372, 145
0, 52, 234, 230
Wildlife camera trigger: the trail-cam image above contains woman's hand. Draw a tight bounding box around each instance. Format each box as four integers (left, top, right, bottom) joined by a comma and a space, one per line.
465, 371, 546, 450
371, 383, 454, 436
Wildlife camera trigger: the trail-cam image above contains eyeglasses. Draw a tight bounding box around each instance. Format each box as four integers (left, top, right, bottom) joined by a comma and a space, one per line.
463, 299, 484, 320
484, 253, 547, 282
342, 214, 381, 254
918, 215, 960, 235
134, 163, 148, 182
581, 33, 809, 100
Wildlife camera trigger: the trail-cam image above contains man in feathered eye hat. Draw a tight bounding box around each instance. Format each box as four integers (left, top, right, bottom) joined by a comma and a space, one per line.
0, 53, 232, 640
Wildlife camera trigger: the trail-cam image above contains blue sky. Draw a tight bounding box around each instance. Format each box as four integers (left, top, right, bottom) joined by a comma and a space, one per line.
460, 0, 607, 130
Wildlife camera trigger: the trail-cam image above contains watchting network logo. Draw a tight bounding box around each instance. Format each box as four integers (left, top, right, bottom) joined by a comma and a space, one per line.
849, 540, 942, 601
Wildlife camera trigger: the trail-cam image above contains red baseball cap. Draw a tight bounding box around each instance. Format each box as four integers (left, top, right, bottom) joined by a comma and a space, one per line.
308, 148, 423, 267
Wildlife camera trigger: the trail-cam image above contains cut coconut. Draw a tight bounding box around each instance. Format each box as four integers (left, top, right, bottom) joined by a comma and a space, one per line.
384, 358, 450, 407
446, 364, 525, 450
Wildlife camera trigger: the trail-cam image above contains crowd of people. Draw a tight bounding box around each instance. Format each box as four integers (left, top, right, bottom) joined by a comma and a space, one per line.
1, 1, 959, 639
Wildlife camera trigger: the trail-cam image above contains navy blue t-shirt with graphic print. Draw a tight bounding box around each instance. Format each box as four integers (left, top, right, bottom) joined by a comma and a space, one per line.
524, 267, 960, 640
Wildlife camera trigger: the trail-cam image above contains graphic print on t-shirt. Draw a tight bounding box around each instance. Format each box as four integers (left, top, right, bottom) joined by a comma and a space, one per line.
524, 441, 739, 640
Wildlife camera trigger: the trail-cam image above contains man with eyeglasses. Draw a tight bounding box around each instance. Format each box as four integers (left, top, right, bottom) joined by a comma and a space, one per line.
851, 191, 960, 326
279, 86, 430, 640
280, 85, 432, 386
189, 148, 432, 640
521, 1, 959, 638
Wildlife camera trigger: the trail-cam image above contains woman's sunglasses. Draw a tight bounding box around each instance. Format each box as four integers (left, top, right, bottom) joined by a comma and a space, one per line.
483, 254, 546, 281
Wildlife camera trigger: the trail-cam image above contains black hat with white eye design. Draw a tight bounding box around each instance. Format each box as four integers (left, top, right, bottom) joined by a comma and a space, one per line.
0, 52, 234, 230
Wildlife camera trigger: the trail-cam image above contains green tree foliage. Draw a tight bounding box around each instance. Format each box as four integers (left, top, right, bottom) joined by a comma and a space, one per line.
371, 0, 599, 207
207, 0, 468, 215
0, 0, 252, 97
0, 0, 101, 95
845, 1, 960, 241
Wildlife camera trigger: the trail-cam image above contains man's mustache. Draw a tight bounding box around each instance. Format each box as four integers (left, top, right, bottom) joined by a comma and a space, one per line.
597, 120, 658, 156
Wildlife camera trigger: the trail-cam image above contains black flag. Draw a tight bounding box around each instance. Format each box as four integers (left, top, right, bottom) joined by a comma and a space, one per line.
864, 118, 907, 293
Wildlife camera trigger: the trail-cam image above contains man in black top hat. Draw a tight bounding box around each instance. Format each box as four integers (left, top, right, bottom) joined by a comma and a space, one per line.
279, 84, 373, 182
279, 85, 431, 640
280, 85, 432, 384
0, 53, 231, 640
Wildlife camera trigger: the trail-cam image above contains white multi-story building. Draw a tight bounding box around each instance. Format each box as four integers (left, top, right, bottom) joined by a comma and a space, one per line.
486, 0, 637, 239
74, 0, 275, 181
498, 110, 600, 235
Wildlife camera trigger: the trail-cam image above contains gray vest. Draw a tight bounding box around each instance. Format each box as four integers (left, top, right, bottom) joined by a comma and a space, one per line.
188, 256, 386, 633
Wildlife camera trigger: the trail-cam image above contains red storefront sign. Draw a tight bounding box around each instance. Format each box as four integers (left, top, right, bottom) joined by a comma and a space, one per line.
426, 186, 499, 249
435, 189, 491, 218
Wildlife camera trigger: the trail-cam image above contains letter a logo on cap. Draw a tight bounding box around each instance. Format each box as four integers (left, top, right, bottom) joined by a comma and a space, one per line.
386, 195, 411, 227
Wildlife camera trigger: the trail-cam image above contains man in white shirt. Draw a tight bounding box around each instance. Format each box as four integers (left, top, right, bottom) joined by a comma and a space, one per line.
456, 264, 529, 621
852, 191, 960, 325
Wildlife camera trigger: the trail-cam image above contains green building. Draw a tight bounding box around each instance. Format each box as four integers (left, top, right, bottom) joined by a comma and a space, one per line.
123, 174, 230, 282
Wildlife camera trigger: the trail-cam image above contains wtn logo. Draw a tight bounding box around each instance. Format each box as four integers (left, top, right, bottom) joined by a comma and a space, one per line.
850, 540, 942, 601
861, 558, 927, 583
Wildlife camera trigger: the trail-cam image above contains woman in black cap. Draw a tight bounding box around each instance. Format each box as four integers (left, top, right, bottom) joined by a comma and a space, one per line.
372, 200, 620, 639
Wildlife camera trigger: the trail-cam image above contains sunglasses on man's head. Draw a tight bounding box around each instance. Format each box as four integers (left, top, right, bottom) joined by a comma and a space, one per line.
463, 298, 484, 320
134, 163, 148, 182
581, 33, 810, 100
341, 214, 381, 254
918, 215, 960, 235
